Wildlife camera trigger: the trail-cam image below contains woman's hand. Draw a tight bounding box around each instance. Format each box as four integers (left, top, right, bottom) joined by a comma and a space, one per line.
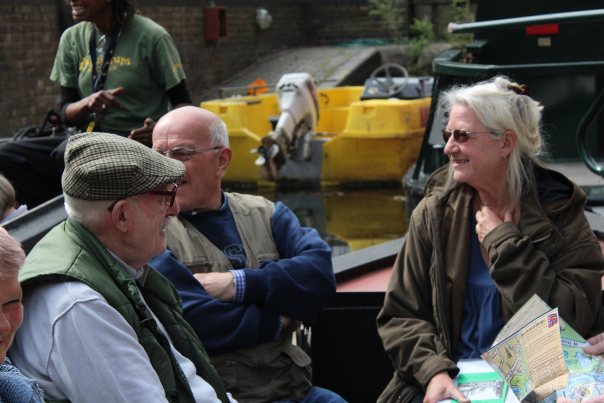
85, 87, 124, 113
475, 205, 516, 243
129, 118, 156, 147
65, 87, 124, 125
585, 332, 604, 355
424, 371, 469, 403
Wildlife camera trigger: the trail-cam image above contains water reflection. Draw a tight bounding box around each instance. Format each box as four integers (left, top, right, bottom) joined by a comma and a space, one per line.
227, 188, 409, 257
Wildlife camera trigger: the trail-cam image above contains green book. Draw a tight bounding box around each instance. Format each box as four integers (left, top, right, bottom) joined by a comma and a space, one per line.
454, 372, 508, 403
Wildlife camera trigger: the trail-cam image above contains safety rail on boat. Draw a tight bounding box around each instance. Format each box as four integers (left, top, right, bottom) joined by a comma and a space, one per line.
448, 9, 604, 34
432, 49, 604, 78
577, 88, 604, 179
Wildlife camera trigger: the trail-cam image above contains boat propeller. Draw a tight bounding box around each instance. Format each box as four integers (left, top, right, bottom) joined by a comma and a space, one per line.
250, 135, 288, 181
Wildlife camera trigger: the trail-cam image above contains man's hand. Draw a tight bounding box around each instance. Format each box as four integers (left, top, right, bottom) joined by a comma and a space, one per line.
193, 272, 235, 302
129, 118, 155, 147
585, 332, 604, 355
424, 371, 469, 403
558, 395, 604, 403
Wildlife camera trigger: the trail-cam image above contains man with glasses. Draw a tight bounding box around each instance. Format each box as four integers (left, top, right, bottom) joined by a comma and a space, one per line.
150, 106, 345, 403
8, 132, 235, 403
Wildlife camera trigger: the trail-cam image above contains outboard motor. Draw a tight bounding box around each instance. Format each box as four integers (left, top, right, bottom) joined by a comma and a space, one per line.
254, 73, 319, 180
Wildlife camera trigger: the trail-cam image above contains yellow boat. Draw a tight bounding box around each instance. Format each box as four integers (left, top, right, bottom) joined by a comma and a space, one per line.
201, 70, 432, 188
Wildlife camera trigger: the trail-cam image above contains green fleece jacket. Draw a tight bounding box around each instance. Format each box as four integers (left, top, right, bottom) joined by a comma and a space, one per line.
377, 163, 604, 403
19, 218, 230, 403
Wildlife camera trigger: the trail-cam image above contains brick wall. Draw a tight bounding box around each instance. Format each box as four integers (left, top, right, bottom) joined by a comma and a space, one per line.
144, 3, 307, 101
0, 0, 393, 137
300, 0, 395, 45
0, 3, 63, 136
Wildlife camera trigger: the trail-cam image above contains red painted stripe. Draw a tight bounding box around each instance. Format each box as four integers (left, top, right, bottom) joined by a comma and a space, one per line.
336, 266, 393, 292
420, 107, 429, 128
526, 24, 559, 36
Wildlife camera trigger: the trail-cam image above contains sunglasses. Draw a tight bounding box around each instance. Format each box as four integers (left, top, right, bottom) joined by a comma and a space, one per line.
442, 129, 499, 144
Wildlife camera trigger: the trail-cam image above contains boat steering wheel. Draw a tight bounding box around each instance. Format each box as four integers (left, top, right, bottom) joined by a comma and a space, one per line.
369, 63, 410, 96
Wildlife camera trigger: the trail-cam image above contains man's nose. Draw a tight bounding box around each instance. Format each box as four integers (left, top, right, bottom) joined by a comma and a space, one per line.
166, 200, 180, 217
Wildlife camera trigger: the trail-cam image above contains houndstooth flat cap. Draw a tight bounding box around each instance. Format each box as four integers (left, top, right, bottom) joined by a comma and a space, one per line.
62, 132, 185, 200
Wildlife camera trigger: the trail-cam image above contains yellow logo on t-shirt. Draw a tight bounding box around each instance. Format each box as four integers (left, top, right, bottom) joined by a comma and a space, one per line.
112, 56, 131, 66
79, 56, 131, 71
79, 57, 92, 72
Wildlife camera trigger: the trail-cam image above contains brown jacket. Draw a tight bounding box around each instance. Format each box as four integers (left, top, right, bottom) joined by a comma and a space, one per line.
377, 163, 604, 403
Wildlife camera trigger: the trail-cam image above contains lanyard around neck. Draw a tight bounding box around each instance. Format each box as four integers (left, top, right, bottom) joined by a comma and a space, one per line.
89, 25, 120, 93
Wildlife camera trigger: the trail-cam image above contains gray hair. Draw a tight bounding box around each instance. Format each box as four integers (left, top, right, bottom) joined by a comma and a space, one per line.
439, 76, 547, 206
0, 174, 16, 216
64, 194, 155, 233
209, 116, 229, 148
64, 194, 112, 232
0, 227, 25, 280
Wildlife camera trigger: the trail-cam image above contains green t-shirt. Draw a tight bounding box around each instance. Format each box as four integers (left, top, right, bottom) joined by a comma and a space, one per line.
50, 14, 186, 134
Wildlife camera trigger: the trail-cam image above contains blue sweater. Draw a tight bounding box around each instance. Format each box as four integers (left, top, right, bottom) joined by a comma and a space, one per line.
151, 199, 336, 356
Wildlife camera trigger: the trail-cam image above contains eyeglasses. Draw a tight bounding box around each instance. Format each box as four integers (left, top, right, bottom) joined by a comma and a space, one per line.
107, 183, 178, 211
147, 183, 178, 207
154, 146, 223, 162
442, 129, 499, 144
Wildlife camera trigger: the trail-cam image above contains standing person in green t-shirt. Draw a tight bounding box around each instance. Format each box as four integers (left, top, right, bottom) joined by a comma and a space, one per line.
0, 0, 192, 208
55, 0, 192, 143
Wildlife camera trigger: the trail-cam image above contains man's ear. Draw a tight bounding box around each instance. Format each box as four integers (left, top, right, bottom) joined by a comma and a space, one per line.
216, 147, 232, 177
109, 200, 130, 234
502, 130, 517, 158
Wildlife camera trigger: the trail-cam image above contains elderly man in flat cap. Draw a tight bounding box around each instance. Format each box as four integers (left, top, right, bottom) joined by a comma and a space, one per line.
8, 132, 235, 403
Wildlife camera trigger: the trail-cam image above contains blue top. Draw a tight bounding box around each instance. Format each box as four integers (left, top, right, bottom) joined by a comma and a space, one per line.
0, 358, 45, 403
454, 215, 505, 361
151, 193, 336, 356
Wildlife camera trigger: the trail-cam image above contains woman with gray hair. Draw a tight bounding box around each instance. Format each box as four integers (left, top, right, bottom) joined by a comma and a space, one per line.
0, 174, 28, 225
377, 76, 604, 403
0, 227, 44, 402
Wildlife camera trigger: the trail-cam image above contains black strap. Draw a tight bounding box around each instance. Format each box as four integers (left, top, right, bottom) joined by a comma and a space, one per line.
89, 26, 120, 93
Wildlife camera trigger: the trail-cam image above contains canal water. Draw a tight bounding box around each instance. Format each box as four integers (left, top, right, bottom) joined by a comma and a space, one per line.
225, 187, 409, 258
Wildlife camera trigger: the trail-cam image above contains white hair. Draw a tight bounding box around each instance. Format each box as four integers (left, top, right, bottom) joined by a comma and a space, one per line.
0, 227, 25, 280
0, 173, 16, 216
64, 194, 112, 232
64, 193, 162, 233
209, 116, 229, 147
439, 75, 548, 206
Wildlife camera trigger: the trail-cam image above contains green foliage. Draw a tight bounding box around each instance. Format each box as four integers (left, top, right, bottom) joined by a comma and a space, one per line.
445, 0, 473, 48
410, 16, 436, 40
408, 17, 435, 75
408, 18, 434, 60
368, 0, 406, 44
